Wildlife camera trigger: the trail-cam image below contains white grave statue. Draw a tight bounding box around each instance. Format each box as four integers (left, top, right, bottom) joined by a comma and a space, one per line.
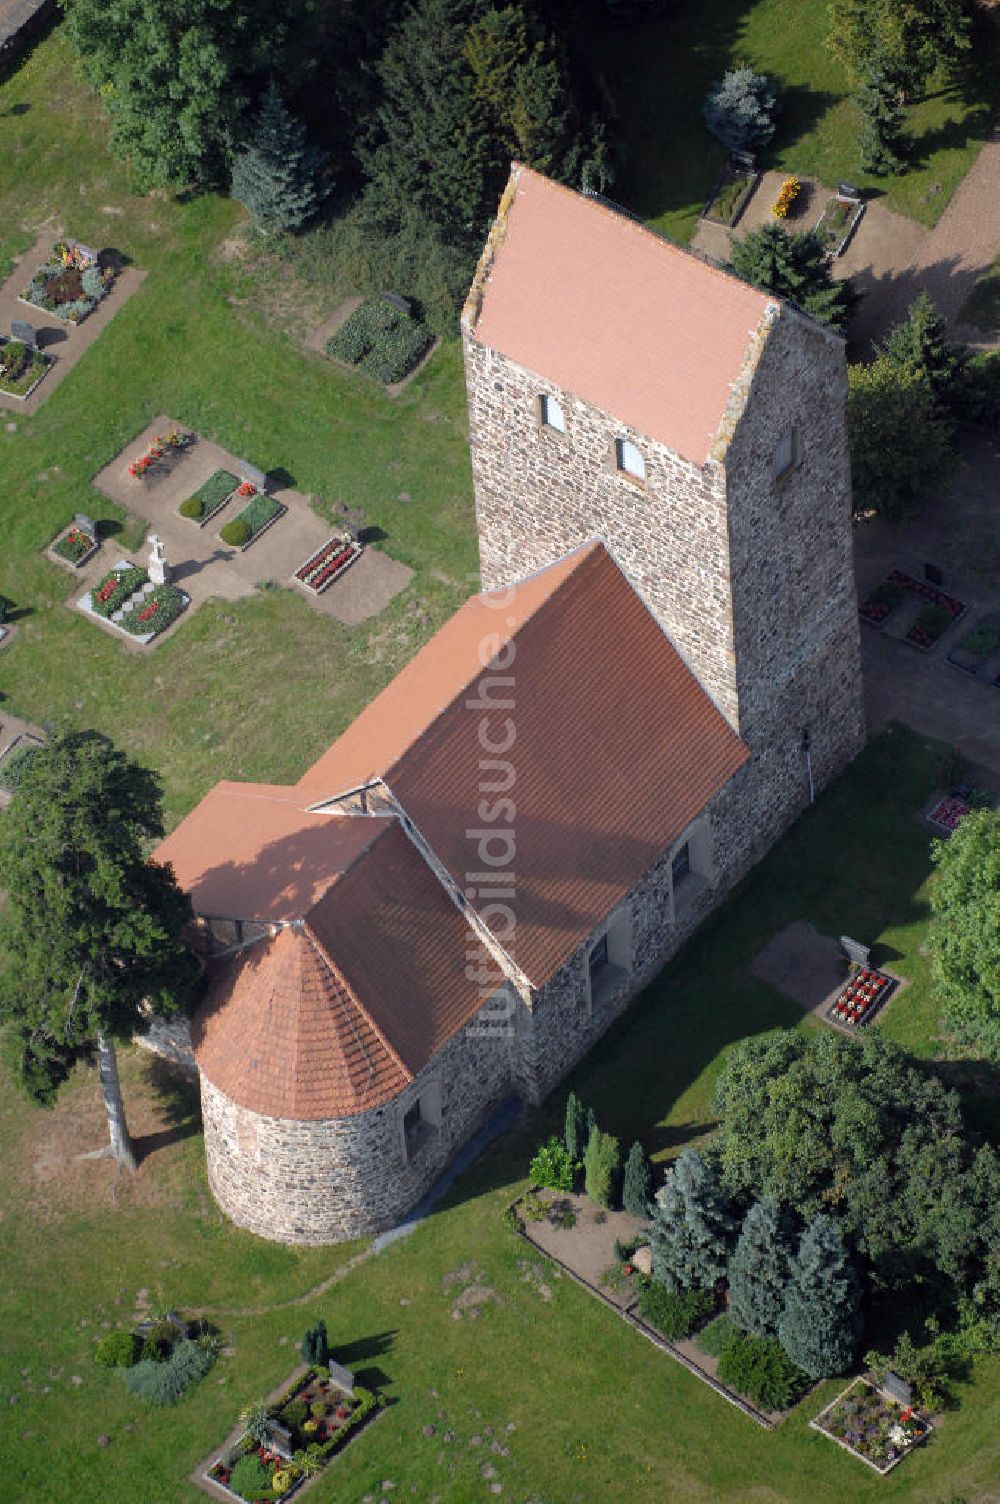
148, 533, 172, 586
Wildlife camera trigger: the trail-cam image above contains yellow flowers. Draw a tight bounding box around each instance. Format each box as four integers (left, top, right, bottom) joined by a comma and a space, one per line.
772, 176, 800, 219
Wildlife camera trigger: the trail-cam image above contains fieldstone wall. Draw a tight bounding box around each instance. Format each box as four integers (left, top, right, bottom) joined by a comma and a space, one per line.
134, 1011, 197, 1076
462, 335, 741, 729
199, 997, 516, 1244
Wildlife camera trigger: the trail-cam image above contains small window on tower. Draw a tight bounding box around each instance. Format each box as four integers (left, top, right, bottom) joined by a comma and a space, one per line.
773, 425, 801, 481
539, 393, 566, 432
615, 437, 646, 481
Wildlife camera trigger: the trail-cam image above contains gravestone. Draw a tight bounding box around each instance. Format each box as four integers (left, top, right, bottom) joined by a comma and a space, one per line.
11, 320, 36, 348
147, 533, 171, 586
840, 935, 870, 969
328, 1358, 355, 1393
74, 512, 96, 538
265, 1419, 294, 1457
924, 563, 944, 587
238, 460, 268, 493
837, 182, 862, 202
730, 149, 756, 173
882, 1371, 913, 1406
379, 291, 412, 315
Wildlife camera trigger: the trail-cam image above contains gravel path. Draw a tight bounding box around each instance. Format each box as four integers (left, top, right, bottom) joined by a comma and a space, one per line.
867, 132, 1000, 342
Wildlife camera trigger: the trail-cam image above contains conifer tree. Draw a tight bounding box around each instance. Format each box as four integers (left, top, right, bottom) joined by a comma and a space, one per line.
564, 1090, 587, 1161
231, 82, 327, 233
778, 1216, 862, 1378
856, 52, 910, 175
879, 291, 966, 408
727, 1197, 793, 1338
647, 1149, 734, 1292
703, 66, 779, 153
622, 1140, 653, 1218
729, 222, 855, 330
0, 731, 199, 1168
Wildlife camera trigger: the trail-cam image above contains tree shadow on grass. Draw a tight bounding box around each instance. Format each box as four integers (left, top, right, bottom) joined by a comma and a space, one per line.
133, 1053, 202, 1165
334, 1330, 396, 1368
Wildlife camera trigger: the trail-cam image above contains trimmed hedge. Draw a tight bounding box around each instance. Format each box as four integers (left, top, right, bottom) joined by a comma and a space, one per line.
327, 298, 431, 384
90, 565, 147, 618
636, 1281, 715, 1341
119, 584, 186, 637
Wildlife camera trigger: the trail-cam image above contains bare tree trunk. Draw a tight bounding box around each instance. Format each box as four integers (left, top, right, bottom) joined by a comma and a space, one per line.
97, 1034, 136, 1170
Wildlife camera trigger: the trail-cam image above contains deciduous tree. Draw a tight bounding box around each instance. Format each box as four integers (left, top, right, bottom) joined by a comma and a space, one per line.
828, 0, 970, 96
929, 807, 1000, 1061
0, 731, 199, 1168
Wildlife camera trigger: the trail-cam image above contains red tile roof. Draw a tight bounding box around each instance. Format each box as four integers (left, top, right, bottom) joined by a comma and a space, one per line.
465, 164, 774, 465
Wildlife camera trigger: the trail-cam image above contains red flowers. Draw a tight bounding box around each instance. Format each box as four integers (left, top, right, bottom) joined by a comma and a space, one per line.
237, 481, 256, 497
831, 967, 893, 1026
295, 538, 358, 593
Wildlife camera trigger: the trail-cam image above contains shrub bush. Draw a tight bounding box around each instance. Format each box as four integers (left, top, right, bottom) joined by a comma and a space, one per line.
120, 1337, 215, 1403
140, 1318, 179, 1362
583, 1127, 620, 1208
529, 1136, 576, 1191
696, 1313, 735, 1358
95, 1330, 142, 1368
301, 1316, 329, 1366
229, 1452, 272, 1499
0, 339, 28, 380
178, 496, 203, 519
717, 1332, 804, 1409
81, 265, 104, 299
636, 1280, 714, 1340
221, 519, 252, 547
279, 1398, 309, 1428
0, 745, 40, 792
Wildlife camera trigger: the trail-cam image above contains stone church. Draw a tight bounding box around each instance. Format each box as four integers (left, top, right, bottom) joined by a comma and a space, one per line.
154, 164, 864, 1245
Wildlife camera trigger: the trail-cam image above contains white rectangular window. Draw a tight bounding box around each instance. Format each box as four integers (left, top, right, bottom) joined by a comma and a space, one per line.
539, 393, 566, 432
773, 426, 800, 481
616, 437, 645, 480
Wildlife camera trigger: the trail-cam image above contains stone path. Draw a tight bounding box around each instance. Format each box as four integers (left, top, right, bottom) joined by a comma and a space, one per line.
88, 416, 413, 632
868, 132, 1000, 344
0, 229, 146, 413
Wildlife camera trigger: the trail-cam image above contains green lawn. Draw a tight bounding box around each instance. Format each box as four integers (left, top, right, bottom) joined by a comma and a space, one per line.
581, 0, 1000, 243
1, 20, 999, 1504
2, 729, 998, 1503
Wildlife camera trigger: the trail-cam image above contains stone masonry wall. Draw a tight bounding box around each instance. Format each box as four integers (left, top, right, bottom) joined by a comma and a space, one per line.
200, 998, 516, 1245
462, 335, 741, 729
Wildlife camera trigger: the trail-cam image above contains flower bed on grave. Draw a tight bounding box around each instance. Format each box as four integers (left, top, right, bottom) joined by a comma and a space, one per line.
859, 570, 964, 645
21, 239, 115, 324
293, 536, 362, 595
810, 1379, 931, 1473
947, 614, 1000, 687
219, 487, 283, 549
128, 429, 188, 480
0, 336, 52, 399
206, 1369, 379, 1501
179, 467, 238, 522
815, 194, 864, 256
50, 522, 98, 566
772, 176, 801, 219
91, 564, 148, 618
827, 966, 897, 1028
119, 583, 187, 637
927, 794, 972, 833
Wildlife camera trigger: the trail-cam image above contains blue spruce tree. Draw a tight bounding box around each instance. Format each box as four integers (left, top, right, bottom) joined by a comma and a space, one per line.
727, 1197, 792, 1338
778, 1215, 862, 1378
647, 1149, 734, 1292
231, 82, 327, 233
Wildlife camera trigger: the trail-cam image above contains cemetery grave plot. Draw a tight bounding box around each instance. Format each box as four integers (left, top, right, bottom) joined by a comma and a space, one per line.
0, 330, 52, 399
48, 516, 100, 569
205, 1367, 379, 1502
859, 570, 965, 649
810, 1378, 931, 1474
926, 792, 974, 833
826, 966, 898, 1029
20, 238, 117, 324
78, 560, 189, 645
178, 468, 239, 524
218, 485, 284, 549
326, 295, 433, 384
126, 428, 193, 481
947, 612, 1000, 688
293, 535, 363, 595
815, 187, 865, 257
700, 164, 758, 227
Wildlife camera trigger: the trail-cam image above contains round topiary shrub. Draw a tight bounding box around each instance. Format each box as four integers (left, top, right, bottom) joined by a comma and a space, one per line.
221, 518, 251, 547
95, 1331, 142, 1369
179, 496, 204, 519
